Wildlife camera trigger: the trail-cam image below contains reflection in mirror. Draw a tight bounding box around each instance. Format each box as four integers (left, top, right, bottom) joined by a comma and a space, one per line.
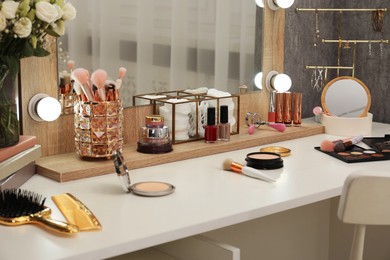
321, 76, 371, 118
59, 0, 260, 108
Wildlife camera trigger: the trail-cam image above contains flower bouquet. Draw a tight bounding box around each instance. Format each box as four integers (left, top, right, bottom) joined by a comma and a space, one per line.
0, 0, 76, 147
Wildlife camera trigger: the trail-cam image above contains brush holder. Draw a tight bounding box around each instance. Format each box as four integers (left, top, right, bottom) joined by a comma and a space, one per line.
74, 100, 123, 158
59, 93, 78, 115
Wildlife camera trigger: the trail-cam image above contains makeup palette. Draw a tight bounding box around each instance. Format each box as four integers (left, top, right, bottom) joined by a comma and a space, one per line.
315, 143, 390, 163
362, 135, 390, 155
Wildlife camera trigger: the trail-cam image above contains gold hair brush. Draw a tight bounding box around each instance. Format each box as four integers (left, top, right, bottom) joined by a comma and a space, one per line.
0, 189, 79, 235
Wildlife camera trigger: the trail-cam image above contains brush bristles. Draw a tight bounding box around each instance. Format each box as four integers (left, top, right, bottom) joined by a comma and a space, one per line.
222, 159, 234, 171
0, 189, 45, 218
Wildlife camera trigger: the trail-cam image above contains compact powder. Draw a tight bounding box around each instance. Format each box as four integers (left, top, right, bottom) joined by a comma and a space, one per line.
337, 152, 350, 156
130, 181, 175, 197
245, 152, 283, 170
248, 153, 279, 160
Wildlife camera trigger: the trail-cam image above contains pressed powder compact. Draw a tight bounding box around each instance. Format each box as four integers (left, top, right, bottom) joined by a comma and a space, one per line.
113, 150, 175, 197
245, 152, 284, 170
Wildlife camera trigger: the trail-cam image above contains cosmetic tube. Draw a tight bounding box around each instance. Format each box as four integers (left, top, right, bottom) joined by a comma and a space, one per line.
283, 92, 292, 126
205, 107, 218, 143
268, 91, 276, 123
293, 92, 302, 126
218, 105, 230, 141
275, 92, 284, 123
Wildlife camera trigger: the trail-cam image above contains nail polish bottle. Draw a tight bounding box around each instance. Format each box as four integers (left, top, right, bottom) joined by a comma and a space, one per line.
218, 105, 230, 141
205, 107, 218, 143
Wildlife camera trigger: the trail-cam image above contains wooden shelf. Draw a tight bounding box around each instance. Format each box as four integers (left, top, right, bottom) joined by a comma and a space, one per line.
36, 123, 324, 182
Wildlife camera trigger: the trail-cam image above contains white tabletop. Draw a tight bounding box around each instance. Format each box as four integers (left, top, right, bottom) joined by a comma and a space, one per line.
1, 122, 389, 260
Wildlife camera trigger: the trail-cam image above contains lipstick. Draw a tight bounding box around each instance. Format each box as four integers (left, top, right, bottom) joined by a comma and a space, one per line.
268, 91, 276, 123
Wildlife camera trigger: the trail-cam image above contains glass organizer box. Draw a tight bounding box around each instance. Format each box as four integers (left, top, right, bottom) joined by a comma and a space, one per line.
74, 100, 123, 158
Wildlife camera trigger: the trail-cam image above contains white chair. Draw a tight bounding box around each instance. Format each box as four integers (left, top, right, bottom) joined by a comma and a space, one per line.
338, 171, 390, 260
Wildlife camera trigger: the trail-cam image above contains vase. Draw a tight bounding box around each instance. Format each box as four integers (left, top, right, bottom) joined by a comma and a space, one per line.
0, 66, 19, 147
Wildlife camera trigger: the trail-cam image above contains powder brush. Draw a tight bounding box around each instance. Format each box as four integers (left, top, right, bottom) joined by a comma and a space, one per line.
71, 68, 94, 101
223, 159, 276, 182
91, 69, 108, 101
0, 189, 79, 235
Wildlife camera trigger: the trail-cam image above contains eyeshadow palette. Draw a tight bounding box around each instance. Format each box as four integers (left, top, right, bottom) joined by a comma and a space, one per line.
362, 135, 390, 155
314, 143, 390, 163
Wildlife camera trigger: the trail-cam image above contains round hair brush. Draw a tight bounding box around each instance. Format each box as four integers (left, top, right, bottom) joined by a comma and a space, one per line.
223, 159, 276, 182
0, 189, 79, 234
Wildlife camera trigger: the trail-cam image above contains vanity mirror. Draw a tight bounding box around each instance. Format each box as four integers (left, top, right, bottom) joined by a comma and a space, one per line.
59, 0, 263, 108
321, 76, 371, 118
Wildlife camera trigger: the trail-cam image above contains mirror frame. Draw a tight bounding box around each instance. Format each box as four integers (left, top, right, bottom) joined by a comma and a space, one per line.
321, 76, 371, 118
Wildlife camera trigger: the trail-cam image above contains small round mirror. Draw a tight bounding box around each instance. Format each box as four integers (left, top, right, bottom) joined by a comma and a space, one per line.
321, 76, 371, 117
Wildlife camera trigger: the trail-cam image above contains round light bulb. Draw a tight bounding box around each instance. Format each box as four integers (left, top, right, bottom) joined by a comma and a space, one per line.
36, 97, 61, 121
254, 72, 263, 89
272, 73, 292, 93
275, 0, 294, 9
255, 0, 264, 8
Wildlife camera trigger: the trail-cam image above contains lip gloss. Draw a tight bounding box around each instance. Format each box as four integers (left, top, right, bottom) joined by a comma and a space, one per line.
205, 107, 217, 143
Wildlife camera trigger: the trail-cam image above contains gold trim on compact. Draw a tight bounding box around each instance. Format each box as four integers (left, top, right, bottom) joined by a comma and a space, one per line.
260, 146, 291, 157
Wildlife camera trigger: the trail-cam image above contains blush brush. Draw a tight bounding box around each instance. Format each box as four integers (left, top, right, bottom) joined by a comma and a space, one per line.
0, 189, 79, 235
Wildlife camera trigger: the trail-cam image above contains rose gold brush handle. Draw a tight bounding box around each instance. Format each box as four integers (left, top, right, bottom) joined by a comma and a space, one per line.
29, 213, 79, 234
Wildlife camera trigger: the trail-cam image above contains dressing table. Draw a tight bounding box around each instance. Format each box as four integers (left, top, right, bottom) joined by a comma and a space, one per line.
1, 121, 389, 260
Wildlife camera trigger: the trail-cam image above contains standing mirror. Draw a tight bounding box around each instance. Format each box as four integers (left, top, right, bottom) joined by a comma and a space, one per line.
321, 76, 371, 118
59, 0, 263, 108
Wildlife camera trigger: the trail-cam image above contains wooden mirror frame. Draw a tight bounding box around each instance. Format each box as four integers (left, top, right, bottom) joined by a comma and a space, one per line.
321, 76, 371, 118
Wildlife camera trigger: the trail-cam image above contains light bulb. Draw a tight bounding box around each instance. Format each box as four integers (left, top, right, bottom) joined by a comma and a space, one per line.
267, 0, 294, 10
272, 73, 292, 93
36, 97, 61, 121
28, 93, 62, 122
275, 0, 294, 9
255, 0, 264, 8
254, 72, 263, 89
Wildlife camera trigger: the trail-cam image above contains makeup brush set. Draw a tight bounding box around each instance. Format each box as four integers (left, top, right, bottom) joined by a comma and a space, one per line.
0, 189, 101, 235
70, 67, 127, 102
316, 135, 390, 163
72, 67, 127, 158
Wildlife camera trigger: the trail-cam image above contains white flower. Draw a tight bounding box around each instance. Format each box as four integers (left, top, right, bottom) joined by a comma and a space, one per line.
52, 19, 65, 36
1, 0, 20, 19
0, 12, 6, 32
36, 2, 59, 23
62, 2, 76, 21
54, 4, 64, 21
13, 17, 32, 38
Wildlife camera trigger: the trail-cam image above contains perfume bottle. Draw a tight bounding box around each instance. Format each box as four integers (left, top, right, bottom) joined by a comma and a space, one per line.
218, 105, 230, 141
204, 107, 218, 143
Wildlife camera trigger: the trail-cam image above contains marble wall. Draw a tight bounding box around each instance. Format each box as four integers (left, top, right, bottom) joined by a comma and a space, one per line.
284, 0, 390, 123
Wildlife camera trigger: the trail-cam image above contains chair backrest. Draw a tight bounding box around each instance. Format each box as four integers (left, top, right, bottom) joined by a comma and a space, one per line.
338, 170, 390, 225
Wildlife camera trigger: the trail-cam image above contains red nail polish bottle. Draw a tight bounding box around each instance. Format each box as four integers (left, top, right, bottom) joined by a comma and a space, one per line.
205, 107, 218, 143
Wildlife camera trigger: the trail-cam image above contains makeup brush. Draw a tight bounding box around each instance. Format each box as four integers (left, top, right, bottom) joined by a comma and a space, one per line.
115, 67, 127, 100
71, 68, 94, 101
0, 188, 79, 234
67, 60, 75, 72
91, 69, 108, 101
222, 159, 276, 182
320, 135, 364, 153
